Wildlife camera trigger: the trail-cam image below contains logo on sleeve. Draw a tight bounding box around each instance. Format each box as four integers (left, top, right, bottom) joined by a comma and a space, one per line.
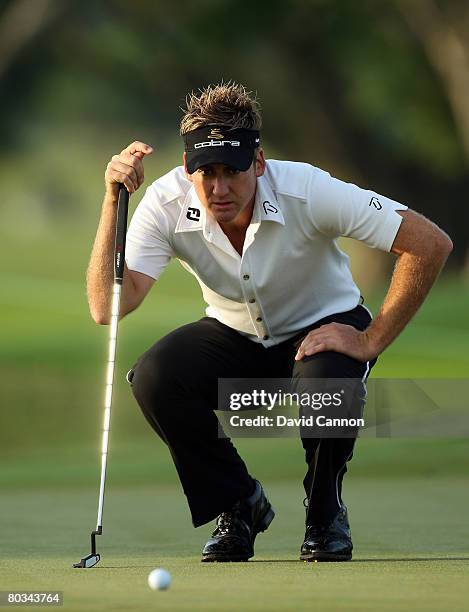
186, 207, 201, 221
262, 201, 279, 215
369, 197, 382, 210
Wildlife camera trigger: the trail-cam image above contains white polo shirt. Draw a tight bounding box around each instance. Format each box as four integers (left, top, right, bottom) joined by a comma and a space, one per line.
125, 160, 407, 347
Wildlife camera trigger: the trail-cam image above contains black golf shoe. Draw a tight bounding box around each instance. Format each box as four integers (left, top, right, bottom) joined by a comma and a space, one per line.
201, 480, 275, 562
300, 505, 353, 562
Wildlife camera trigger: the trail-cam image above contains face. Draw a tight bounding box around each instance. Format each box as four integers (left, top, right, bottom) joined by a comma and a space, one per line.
186, 149, 266, 227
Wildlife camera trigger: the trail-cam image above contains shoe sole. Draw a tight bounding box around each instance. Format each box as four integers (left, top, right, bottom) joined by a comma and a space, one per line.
201, 504, 275, 563
201, 554, 251, 562
300, 551, 352, 562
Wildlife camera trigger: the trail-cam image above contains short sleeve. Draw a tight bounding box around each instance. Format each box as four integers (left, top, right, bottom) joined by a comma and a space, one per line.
125, 186, 175, 280
307, 169, 408, 251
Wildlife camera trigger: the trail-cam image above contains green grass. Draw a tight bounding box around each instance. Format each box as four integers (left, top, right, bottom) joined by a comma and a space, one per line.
1, 480, 468, 611
1, 438, 469, 490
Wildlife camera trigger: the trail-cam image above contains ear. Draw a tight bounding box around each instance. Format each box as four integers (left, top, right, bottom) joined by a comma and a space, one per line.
184, 152, 193, 182
255, 148, 266, 177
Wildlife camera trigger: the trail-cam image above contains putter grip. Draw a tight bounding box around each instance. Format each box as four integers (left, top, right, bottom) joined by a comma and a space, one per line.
114, 186, 129, 283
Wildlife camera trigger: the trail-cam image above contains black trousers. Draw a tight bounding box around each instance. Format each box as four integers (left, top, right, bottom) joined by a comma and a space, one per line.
129, 305, 376, 527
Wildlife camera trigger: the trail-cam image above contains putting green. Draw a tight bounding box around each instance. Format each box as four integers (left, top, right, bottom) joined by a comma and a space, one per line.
2, 480, 468, 611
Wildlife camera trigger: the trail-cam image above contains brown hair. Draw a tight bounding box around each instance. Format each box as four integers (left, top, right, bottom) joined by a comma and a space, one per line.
180, 82, 262, 135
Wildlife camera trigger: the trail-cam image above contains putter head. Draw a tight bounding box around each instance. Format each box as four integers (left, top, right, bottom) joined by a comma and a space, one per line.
73, 528, 102, 568
73, 553, 100, 568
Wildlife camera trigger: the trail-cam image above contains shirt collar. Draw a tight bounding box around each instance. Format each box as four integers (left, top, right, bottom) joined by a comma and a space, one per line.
175, 185, 205, 233
175, 173, 285, 235
255, 174, 285, 225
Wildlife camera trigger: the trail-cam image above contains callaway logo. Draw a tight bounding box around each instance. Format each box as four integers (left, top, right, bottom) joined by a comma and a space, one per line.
186, 207, 201, 221
208, 128, 224, 140
194, 140, 240, 148
262, 201, 279, 215
369, 196, 382, 210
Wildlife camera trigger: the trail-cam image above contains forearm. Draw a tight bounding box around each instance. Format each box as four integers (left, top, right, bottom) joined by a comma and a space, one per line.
364, 247, 451, 356
86, 189, 135, 324
296, 209, 452, 364
86, 189, 118, 323
87, 141, 154, 324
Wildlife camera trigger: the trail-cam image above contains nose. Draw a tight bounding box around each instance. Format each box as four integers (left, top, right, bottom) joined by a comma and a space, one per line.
212, 176, 230, 198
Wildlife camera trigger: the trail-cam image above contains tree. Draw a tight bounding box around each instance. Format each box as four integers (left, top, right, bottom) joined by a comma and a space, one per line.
396, 0, 469, 166
0, 0, 64, 79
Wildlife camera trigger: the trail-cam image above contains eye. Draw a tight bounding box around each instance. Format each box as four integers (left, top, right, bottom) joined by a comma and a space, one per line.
199, 167, 213, 176
227, 167, 240, 176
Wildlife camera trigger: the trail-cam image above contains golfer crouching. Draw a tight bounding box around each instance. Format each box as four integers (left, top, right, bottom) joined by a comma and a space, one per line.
87, 82, 452, 562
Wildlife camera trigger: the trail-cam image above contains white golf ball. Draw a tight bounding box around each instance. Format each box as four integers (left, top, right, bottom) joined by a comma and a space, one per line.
148, 568, 172, 591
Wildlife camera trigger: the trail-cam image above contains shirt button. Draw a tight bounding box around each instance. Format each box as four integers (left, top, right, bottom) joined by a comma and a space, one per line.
243, 274, 250, 280
256, 317, 262, 322
263, 335, 269, 340
249, 298, 256, 304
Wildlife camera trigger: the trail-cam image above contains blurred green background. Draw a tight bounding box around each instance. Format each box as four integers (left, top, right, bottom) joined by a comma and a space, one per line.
0, 2, 468, 605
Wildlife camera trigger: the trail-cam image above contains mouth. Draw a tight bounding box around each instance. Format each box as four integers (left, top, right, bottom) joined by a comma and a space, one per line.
211, 201, 234, 212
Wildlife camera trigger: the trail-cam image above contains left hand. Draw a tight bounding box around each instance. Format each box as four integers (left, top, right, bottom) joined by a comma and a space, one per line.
294, 322, 377, 363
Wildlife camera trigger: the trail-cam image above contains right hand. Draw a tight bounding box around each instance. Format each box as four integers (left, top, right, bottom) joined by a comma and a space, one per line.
105, 141, 154, 195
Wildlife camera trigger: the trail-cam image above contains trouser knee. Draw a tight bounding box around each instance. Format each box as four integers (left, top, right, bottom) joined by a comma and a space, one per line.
128, 342, 179, 420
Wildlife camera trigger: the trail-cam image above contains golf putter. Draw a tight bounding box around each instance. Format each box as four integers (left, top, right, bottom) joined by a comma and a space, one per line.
74, 185, 129, 568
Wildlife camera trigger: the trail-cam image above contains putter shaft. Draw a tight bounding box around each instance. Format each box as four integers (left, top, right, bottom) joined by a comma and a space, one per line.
73, 186, 129, 569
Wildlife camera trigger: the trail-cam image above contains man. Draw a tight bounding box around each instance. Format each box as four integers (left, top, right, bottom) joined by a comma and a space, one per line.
87, 83, 452, 562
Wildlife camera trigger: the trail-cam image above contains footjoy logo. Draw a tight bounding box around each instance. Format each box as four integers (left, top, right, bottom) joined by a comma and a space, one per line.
194, 140, 241, 148
369, 196, 382, 210
186, 207, 201, 221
